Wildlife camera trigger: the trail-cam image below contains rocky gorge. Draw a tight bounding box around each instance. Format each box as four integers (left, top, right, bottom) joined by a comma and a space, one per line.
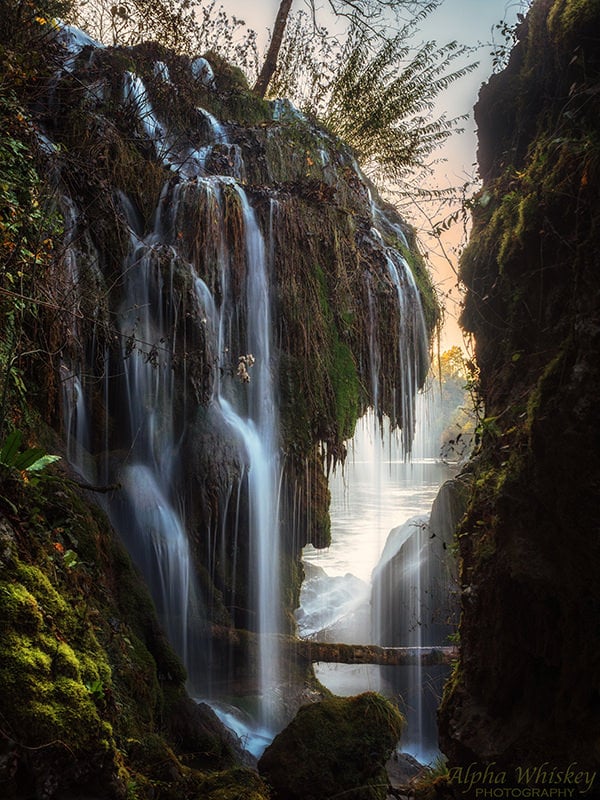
1, 0, 599, 797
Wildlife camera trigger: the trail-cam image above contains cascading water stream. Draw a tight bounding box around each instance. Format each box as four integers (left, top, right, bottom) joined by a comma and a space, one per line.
113, 194, 197, 666
300, 216, 449, 762
208, 182, 283, 725
234, 189, 282, 723
51, 28, 452, 761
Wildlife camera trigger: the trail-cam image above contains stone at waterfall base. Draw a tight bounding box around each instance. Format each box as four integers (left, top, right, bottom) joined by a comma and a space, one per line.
257, 692, 404, 800
386, 750, 425, 788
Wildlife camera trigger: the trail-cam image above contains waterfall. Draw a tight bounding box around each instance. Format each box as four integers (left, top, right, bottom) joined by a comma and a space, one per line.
303, 411, 454, 763
110, 166, 282, 713
108, 185, 200, 670
48, 24, 444, 756
213, 184, 282, 725
369, 225, 429, 457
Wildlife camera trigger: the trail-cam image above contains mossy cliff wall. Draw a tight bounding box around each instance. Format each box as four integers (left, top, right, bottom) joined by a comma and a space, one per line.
0, 10, 437, 796
32, 29, 435, 639
0, 455, 267, 799
439, 0, 600, 773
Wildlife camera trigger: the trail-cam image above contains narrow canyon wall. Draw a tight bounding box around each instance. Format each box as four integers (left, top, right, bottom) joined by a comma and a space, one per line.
439, 0, 600, 772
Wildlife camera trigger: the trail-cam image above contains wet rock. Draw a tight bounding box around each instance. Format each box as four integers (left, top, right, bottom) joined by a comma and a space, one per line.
258, 692, 404, 800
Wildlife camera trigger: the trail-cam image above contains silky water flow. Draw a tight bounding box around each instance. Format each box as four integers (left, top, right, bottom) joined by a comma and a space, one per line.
55, 31, 455, 762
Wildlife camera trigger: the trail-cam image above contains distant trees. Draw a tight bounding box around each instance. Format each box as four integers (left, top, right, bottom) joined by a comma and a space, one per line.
431, 347, 478, 463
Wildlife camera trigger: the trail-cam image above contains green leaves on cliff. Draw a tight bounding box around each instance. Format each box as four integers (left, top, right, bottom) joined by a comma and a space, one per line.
0, 86, 63, 430
0, 429, 60, 474
320, 26, 477, 188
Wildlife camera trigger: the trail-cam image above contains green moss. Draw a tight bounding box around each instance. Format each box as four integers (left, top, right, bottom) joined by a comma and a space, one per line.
197, 767, 270, 800
212, 90, 272, 126
548, 0, 600, 42
258, 692, 404, 800
313, 261, 363, 443
0, 581, 43, 631
0, 555, 114, 750
278, 250, 365, 457
203, 50, 251, 92
331, 338, 361, 440
399, 242, 440, 334
52, 641, 80, 679
0, 466, 233, 796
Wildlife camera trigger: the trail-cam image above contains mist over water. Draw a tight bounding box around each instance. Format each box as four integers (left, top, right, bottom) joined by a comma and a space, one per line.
300, 403, 454, 763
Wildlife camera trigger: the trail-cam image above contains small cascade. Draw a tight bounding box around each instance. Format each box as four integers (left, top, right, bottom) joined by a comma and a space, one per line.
56, 21, 104, 72
121, 68, 242, 180
106, 186, 203, 674
371, 515, 431, 758
209, 184, 283, 725
302, 411, 454, 762
57, 193, 99, 482
198, 108, 227, 143
153, 60, 171, 83
61, 368, 89, 473
191, 56, 215, 86
121, 465, 193, 663
369, 225, 429, 456
231, 189, 282, 723
123, 71, 170, 160
111, 159, 282, 720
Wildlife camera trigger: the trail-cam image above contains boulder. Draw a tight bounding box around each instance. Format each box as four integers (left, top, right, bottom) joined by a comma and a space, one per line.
258, 692, 404, 800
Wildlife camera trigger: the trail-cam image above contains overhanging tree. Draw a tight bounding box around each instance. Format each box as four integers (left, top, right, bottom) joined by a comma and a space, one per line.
254, 0, 442, 97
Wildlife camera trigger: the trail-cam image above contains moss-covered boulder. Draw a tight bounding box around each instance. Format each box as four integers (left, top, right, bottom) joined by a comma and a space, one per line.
258, 692, 404, 800
0, 460, 256, 799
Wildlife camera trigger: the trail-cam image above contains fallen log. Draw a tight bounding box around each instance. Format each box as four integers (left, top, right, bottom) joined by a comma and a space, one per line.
293, 640, 457, 667
209, 626, 457, 667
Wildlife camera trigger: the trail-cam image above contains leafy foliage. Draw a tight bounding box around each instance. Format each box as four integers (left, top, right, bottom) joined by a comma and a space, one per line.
319, 23, 477, 189
430, 347, 478, 463
490, 3, 531, 72
68, 0, 259, 71
262, 10, 343, 111
0, 429, 60, 473
0, 6, 66, 433
265, 7, 476, 197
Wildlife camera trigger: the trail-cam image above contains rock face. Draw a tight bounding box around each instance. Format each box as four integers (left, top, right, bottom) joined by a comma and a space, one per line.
0, 475, 264, 799
32, 22, 436, 675
0, 7, 439, 798
369, 475, 468, 761
439, 0, 600, 772
372, 475, 469, 647
257, 692, 404, 800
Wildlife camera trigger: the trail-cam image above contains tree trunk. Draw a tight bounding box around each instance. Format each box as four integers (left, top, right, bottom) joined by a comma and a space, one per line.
293, 640, 458, 666
254, 0, 294, 98
210, 626, 457, 667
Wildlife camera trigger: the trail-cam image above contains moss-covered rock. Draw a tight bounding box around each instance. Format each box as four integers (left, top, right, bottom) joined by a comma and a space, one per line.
0, 460, 247, 799
440, 0, 600, 773
258, 692, 404, 800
